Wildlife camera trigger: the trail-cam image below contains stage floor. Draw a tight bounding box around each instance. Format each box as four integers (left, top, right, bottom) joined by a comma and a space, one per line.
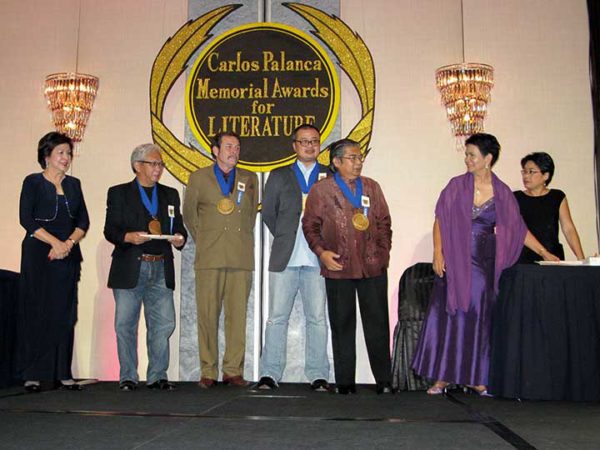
0, 382, 598, 449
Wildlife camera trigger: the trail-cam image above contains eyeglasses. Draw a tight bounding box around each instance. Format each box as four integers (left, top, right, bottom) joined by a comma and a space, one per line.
520, 169, 541, 175
140, 160, 166, 168
341, 154, 366, 163
294, 139, 320, 147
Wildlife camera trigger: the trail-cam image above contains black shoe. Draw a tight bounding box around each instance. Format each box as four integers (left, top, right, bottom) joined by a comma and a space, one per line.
24, 383, 41, 393
58, 382, 84, 391
119, 380, 137, 391
257, 376, 278, 390
334, 385, 357, 395
376, 383, 394, 395
310, 379, 330, 392
147, 379, 177, 391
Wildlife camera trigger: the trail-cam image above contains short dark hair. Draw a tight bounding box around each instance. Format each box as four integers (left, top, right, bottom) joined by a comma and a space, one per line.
37, 132, 73, 169
329, 138, 360, 172
465, 133, 501, 167
521, 152, 555, 185
212, 131, 240, 149
292, 123, 320, 141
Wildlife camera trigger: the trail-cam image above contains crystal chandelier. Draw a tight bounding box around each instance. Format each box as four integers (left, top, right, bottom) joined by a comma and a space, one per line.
436, 0, 494, 138
44, 73, 99, 142
43, 0, 98, 144
436, 63, 494, 137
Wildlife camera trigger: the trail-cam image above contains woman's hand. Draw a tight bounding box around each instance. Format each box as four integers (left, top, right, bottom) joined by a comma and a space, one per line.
48, 240, 70, 260
432, 218, 445, 277
433, 251, 445, 277
540, 249, 560, 262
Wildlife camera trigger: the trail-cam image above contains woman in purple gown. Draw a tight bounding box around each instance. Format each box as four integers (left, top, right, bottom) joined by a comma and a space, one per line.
412, 133, 558, 396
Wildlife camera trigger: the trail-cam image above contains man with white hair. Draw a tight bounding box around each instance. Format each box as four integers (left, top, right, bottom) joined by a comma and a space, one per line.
104, 143, 187, 391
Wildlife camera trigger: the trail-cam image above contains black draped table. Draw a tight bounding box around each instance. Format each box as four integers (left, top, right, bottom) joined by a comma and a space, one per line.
490, 264, 600, 401
0, 269, 19, 388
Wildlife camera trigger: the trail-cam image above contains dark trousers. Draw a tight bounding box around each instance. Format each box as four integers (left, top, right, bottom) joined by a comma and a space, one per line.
325, 273, 391, 387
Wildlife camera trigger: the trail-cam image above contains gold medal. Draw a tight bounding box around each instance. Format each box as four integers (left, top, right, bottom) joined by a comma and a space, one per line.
352, 212, 369, 231
148, 218, 162, 235
217, 198, 235, 215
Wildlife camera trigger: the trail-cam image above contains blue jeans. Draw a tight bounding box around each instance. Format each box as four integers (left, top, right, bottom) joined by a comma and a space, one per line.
260, 266, 329, 382
113, 261, 175, 384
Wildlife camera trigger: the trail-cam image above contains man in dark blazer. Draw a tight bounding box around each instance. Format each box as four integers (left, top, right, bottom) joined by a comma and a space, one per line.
256, 124, 330, 391
104, 143, 187, 391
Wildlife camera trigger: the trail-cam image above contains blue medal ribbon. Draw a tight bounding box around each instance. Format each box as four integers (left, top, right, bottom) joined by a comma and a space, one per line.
334, 172, 363, 209
213, 164, 235, 197
293, 162, 320, 194
136, 180, 158, 217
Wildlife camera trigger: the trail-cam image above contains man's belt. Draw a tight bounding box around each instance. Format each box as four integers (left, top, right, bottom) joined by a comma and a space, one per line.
140, 254, 164, 262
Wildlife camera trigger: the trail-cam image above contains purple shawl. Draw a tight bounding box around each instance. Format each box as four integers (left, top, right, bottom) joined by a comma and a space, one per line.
435, 172, 526, 314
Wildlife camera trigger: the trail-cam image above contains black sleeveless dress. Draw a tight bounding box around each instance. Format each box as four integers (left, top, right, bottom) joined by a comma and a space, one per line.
514, 189, 565, 264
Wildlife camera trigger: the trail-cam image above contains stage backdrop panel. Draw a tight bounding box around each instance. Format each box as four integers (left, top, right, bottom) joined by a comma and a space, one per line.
179, 0, 340, 382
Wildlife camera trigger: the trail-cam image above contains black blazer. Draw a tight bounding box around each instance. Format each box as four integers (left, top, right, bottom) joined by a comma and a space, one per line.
19, 173, 90, 263
19, 173, 90, 235
262, 163, 329, 272
104, 179, 187, 289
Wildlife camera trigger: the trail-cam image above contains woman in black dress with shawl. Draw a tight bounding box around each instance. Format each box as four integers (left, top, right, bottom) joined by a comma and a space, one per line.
18, 132, 89, 392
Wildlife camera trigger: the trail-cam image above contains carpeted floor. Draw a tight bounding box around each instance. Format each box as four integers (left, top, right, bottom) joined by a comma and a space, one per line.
0, 382, 598, 449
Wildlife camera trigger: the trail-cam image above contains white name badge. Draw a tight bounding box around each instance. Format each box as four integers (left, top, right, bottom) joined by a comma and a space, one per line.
361, 195, 370, 208
168, 205, 175, 218
237, 181, 246, 192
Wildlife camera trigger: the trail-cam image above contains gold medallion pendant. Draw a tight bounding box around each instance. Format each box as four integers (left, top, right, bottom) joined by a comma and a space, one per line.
352, 212, 369, 231
217, 198, 235, 215
148, 219, 162, 235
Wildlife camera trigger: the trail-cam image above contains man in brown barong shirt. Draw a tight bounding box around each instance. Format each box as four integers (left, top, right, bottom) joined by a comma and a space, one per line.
302, 138, 393, 395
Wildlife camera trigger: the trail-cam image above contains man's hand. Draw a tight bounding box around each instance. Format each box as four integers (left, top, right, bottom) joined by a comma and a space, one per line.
320, 250, 343, 271
168, 233, 185, 248
125, 231, 151, 245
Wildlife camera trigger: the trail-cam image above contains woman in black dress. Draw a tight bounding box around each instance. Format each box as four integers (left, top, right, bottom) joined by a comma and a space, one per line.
18, 132, 89, 392
514, 152, 584, 263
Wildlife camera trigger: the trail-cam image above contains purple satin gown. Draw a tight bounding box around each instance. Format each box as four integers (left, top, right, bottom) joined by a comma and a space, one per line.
412, 199, 496, 386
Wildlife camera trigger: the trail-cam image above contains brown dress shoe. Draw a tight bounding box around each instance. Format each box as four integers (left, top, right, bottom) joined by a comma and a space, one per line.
198, 378, 217, 389
222, 375, 249, 386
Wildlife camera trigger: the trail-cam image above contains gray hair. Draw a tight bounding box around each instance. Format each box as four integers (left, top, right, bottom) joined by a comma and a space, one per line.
130, 143, 161, 173
329, 138, 360, 172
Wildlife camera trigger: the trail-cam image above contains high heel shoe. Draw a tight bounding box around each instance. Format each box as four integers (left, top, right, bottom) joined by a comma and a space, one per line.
464, 385, 493, 397
427, 381, 449, 395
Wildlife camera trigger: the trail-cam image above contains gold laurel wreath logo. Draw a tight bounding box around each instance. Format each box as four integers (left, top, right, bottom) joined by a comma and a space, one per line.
150, 3, 375, 184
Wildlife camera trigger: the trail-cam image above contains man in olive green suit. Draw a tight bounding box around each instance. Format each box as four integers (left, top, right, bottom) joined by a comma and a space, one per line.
183, 132, 258, 388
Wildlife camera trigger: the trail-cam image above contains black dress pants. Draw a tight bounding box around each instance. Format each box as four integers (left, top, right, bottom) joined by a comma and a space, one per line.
325, 273, 391, 387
